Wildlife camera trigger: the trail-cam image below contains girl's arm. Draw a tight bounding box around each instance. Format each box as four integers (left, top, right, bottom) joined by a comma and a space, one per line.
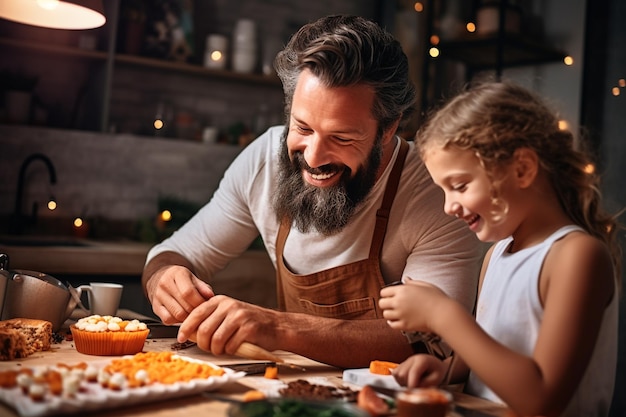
382, 245, 494, 388
430, 233, 614, 417
381, 233, 614, 417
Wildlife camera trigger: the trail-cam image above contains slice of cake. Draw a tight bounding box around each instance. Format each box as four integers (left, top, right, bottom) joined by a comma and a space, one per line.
0, 318, 52, 359
0, 328, 28, 361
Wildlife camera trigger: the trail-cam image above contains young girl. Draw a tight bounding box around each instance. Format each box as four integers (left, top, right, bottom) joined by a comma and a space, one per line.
379, 81, 622, 417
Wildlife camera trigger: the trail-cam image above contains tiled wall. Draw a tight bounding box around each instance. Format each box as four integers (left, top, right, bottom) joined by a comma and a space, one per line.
0, 126, 242, 226
107, 66, 285, 141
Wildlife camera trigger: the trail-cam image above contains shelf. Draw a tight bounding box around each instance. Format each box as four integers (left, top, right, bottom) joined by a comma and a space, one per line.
0, 37, 107, 60
0, 37, 282, 87
436, 32, 567, 71
114, 53, 282, 87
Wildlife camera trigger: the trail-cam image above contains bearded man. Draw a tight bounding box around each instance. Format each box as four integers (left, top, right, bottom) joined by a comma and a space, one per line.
142, 15, 482, 368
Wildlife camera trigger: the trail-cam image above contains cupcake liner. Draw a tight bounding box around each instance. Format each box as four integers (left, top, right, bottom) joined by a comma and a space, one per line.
71, 326, 149, 356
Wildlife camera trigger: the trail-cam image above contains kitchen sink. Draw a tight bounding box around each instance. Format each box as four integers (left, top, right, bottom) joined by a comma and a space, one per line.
0, 236, 93, 247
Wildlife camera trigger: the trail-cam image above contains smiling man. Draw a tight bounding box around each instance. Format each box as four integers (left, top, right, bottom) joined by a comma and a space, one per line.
274, 70, 387, 235
142, 15, 482, 368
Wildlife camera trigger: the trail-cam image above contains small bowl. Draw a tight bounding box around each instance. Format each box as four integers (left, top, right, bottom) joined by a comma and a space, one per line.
395, 388, 453, 417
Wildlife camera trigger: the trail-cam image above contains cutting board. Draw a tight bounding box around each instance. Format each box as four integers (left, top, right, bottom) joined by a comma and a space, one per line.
342, 368, 402, 390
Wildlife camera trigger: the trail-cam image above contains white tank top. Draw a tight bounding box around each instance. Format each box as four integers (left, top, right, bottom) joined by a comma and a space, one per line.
466, 225, 618, 417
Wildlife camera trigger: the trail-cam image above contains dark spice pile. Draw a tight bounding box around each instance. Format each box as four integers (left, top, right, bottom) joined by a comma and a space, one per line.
51, 331, 72, 344
279, 379, 357, 402
170, 341, 196, 350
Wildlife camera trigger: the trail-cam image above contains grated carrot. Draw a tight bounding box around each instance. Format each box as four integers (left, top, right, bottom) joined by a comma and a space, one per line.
243, 390, 266, 402
263, 365, 279, 379
103, 351, 225, 386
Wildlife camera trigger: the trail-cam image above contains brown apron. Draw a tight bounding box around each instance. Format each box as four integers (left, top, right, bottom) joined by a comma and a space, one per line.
275, 138, 410, 320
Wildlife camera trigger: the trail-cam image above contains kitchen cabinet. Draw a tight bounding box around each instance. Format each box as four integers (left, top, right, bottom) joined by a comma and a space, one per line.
436, 31, 567, 75
0, 0, 282, 137
420, 0, 568, 112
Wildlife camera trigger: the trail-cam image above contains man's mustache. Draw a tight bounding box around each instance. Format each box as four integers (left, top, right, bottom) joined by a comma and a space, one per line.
292, 152, 348, 177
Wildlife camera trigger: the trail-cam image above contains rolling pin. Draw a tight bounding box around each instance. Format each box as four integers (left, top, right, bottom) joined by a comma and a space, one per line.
188, 333, 306, 371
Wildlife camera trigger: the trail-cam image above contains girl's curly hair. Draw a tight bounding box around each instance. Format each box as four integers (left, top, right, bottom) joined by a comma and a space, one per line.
417, 81, 623, 286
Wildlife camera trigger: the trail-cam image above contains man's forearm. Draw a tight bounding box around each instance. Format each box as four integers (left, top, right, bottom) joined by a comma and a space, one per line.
278, 312, 414, 368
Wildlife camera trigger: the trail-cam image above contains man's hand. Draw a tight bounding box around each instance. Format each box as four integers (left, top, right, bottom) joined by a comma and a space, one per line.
144, 254, 415, 368
142, 251, 215, 324
177, 293, 414, 368
177, 295, 280, 355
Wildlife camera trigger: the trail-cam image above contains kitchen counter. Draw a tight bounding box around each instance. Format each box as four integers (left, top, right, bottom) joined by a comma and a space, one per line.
0, 236, 152, 275
0, 336, 508, 417
0, 236, 275, 278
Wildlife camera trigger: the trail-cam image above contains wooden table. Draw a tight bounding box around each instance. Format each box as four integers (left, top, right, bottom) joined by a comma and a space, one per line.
0, 337, 508, 417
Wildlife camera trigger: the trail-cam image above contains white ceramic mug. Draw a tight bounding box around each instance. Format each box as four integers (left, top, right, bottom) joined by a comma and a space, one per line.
77, 282, 123, 316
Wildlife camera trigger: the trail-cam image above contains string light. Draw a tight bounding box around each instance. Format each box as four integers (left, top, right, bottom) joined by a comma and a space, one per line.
414, 2, 424, 12
429, 47, 440, 58
558, 120, 568, 130
154, 119, 164, 129
160, 210, 172, 222
74, 217, 84, 228
47, 200, 57, 210
583, 164, 595, 174
210, 50, 223, 62
612, 78, 625, 96
563, 56, 574, 66
466, 22, 476, 33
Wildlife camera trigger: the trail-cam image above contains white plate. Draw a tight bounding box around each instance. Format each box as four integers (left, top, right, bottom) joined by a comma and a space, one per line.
342, 368, 402, 390
0, 356, 245, 417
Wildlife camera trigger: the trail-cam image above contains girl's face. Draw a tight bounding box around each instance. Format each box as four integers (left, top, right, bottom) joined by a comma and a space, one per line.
423, 145, 514, 242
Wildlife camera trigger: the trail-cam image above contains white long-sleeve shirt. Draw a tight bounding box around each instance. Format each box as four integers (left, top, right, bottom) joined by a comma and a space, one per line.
146, 126, 483, 312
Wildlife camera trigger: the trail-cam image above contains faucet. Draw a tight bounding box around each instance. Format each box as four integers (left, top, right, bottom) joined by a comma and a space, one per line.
11, 153, 57, 234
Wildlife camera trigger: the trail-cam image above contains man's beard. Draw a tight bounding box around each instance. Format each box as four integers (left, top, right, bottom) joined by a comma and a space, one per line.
273, 130, 383, 236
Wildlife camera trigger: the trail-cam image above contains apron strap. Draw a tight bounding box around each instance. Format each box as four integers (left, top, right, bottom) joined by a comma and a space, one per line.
368, 138, 410, 259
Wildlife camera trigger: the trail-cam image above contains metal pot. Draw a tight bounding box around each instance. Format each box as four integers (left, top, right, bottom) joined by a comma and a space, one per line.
0, 253, 78, 331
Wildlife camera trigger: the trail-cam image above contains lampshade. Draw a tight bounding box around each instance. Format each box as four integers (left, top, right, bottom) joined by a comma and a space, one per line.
0, 0, 105, 30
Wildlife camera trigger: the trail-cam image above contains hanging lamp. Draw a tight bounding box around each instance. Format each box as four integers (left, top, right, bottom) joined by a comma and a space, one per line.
0, 0, 106, 30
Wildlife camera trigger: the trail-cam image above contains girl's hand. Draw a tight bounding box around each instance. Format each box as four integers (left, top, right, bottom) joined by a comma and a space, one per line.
379, 280, 450, 332
392, 354, 447, 388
